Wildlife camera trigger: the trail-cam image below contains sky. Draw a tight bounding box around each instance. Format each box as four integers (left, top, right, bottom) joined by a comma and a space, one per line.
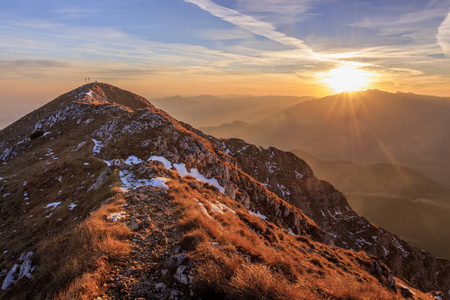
1, 0, 450, 128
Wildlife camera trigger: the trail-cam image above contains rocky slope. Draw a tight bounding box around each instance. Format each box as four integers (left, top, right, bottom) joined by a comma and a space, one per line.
206, 137, 450, 293
0, 83, 447, 299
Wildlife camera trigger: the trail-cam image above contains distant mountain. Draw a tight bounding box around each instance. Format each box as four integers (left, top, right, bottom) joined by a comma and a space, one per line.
291, 149, 450, 259
151, 95, 314, 128
203, 90, 450, 189
0, 83, 447, 299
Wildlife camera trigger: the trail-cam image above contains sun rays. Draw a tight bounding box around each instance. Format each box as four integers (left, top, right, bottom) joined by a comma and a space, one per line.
322, 66, 372, 93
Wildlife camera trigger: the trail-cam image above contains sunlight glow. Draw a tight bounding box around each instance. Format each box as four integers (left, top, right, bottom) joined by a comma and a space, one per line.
323, 66, 371, 93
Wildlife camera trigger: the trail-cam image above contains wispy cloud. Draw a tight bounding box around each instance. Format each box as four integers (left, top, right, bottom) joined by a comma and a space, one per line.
438, 12, 450, 56
198, 27, 254, 41
0, 59, 70, 79
52, 7, 100, 14
183, 0, 319, 59
235, 0, 321, 25
2, 17, 307, 80
350, 2, 450, 44
0, 59, 68, 69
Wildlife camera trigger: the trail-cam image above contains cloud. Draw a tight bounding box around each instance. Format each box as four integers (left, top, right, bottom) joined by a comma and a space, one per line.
350, 2, 450, 44
94, 67, 165, 80
183, 0, 319, 59
0, 17, 245, 66
198, 27, 254, 41
438, 12, 450, 56
0, 59, 70, 80
52, 7, 100, 14
0, 59, 68, 69
235, 0, 320, 25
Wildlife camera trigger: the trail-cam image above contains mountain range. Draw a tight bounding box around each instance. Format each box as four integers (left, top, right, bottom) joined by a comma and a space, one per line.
290, 150, 450, 259
201, 89, 450, 188
150, 95, 314, 128
0, 83, 448, 300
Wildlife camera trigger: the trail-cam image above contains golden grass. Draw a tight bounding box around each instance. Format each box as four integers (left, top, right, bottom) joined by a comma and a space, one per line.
39, 200, 131, 300
169, 179, 431, 300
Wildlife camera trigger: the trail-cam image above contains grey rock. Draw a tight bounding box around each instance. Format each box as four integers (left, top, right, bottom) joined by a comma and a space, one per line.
128, 218, 140, 231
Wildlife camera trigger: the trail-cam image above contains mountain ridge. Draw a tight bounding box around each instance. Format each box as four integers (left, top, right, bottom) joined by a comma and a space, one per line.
0, 83, 447, 299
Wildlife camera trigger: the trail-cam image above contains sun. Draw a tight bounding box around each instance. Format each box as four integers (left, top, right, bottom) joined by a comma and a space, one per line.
323, 66, 371, 93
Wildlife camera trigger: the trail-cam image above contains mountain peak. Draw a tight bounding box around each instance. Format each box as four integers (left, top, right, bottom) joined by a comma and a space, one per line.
68, 82, 152, 111
0, 83, 154, 156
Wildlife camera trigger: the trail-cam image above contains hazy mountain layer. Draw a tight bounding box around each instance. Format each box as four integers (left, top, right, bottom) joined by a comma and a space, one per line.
202, 90, 450, 189
291, 149, 450, 259
151, 95, 313, 128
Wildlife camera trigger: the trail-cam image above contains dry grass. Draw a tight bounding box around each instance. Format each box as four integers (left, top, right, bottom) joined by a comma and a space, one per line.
0, 193, 130, 300
49, 200, 131, 300
26, 200, 132, 300
0, 142, 133, 299
169, 179, 431, 300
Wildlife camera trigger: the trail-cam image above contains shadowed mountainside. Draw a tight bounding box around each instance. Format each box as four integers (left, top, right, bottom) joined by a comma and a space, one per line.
290, 149, 450, 259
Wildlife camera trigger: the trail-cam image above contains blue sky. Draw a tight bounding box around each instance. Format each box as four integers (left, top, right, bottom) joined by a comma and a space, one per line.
1, 0, 450, 127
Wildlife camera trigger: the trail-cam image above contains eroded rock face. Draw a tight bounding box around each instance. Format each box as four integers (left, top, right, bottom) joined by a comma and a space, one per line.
0, 82, 449, 297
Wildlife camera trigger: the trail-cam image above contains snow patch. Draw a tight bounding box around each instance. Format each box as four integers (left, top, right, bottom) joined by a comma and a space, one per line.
173, 163, 224, 193
392, 236, 409, 257
108, 212, 126, 222
328, 232, 337, 238
277, 183, 291, 197
119, 170, 170, 191
249, 210, 268, 220
355, 237, 373, 247
1, 251, 35, 290
288, 227, 295, 235
92, 139, 103, 155
193, 199, 212, 219
124, 155, 143, 165
150, 177, 170, 190
210, 203, 236, 215
68, 203, 77, 210
73, 141, 87, 152
148, 156, 172, 169
267, 161, 277, 173
46, 202, 61, 210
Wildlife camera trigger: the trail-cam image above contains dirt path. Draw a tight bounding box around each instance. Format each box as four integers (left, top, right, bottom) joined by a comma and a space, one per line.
99, 187, 194, 300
